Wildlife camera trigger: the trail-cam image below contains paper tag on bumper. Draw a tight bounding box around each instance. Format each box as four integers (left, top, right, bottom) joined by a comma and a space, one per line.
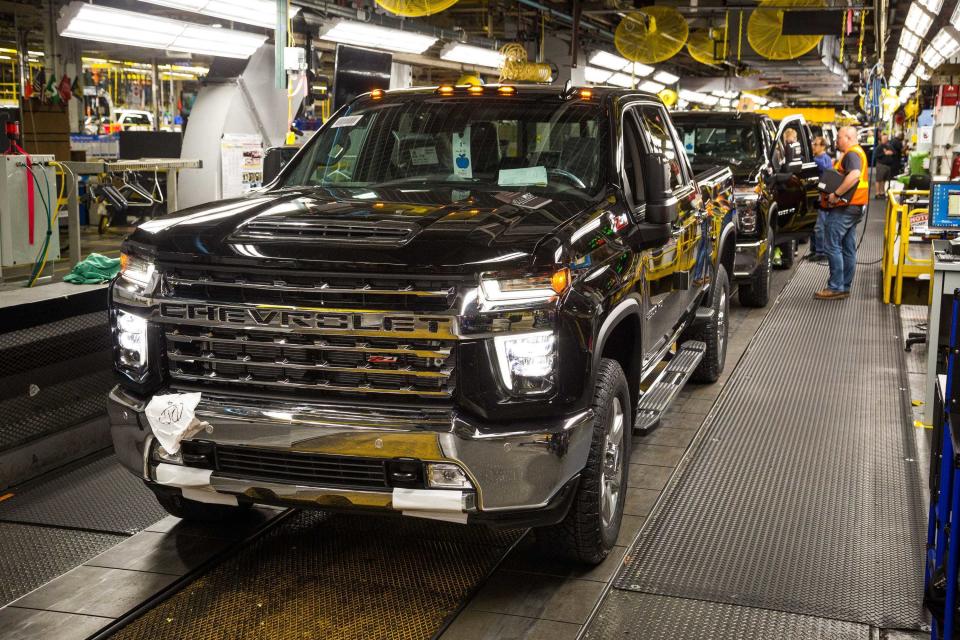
145, 392, 206, 455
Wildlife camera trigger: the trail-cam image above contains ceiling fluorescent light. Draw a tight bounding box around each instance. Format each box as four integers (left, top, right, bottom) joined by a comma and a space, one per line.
584, 66, 613, 84
922, 46, 945, 68
58, 2, 265, 58
916, 62, 933, 80
900, 29, 921, 53
906, 3, 934, 37
589, 50, 630, 71
440, 42, 504, 69
931, 29, 960, 58
653, 70, 679, 84
895, 49, 914, 67
135, 0, 298, 30
640, 80, 666, 93
919, 0, 944, 12
607, 72, 635, 88
630, 62, 655, 77
319, 20, 437, 55
953, 3, 960, 28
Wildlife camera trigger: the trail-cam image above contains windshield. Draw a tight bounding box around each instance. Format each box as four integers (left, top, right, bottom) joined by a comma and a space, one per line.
281, 97, 608, 197
674, 122, 762, 169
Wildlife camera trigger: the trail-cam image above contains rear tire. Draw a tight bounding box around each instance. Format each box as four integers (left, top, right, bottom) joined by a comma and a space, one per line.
535, 358, 631, 565
738, 235, 772, 308
685, 264, 730, 384
154, 490, 249, 522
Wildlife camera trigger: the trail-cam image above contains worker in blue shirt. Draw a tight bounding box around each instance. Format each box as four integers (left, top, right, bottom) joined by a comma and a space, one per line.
806, 136, 834, 262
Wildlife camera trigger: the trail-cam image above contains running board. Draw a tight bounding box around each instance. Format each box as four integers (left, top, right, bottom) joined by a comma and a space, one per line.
633, 341, 707, 435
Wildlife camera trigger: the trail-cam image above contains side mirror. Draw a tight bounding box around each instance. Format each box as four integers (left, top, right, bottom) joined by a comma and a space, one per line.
263, 145, 300, 185
643, 152, 679, 225
625, 221, 672, 251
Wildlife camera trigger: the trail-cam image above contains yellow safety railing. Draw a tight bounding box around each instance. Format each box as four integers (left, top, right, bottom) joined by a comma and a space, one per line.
882, 189, 934, 304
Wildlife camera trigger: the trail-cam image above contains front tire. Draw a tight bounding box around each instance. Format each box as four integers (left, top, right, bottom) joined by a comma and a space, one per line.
738, 234, 772, 308
685, 264, 730, 383
535, 358, 631, 564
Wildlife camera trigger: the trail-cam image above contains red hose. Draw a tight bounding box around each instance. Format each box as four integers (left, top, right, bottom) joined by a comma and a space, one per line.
8, 141, 34, 245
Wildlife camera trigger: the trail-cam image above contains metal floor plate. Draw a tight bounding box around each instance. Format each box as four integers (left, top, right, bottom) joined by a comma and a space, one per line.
0, 452, 166, 534
612, 210, 927, 629
583, 590, 871, 640
112, 511, 522, 640
0, 522, 124, 606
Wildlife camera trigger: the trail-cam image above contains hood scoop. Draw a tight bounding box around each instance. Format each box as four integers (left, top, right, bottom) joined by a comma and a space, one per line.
232, 218, 420, 246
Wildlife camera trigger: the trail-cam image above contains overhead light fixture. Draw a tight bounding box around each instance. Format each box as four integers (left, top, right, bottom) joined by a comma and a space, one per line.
440, 42, 505, 69
931, 29, 960, 59
953, 2, 960, 28
919, 0, 944, 12
653, 70, 679, 84
640, 80, 665, 93
630, 62, 655, 77
607, 72, 635, 88
742, 92, 768, 105
769, 101, 783, 107
319, 19, 437, 54
589, 50, 630, 71
895, 49, 914, 68
891, 60, 909, 78
916, 62, 933, 80
134, 0, 299, 30
906, 3, 935, 37
58, 2, 266, 58
900, 29, 922, 54
922, 46, 945, 69
584, 66, 613, 84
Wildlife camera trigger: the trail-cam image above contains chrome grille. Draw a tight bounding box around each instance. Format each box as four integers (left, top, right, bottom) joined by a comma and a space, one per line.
214, 445, 388, 488
162, 265, 459, 312
162, 324, 456, 399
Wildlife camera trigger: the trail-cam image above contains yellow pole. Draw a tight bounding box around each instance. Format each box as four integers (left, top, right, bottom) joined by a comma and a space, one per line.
839, 10, 845, 64
738, 10, 743, 61
723, 11, 729, 60
857, 10, 866, 63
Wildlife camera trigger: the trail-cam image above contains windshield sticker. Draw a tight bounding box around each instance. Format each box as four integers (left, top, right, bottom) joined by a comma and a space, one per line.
494, 191, 552, 210
498, 166, 548, 187
410, 146, 439, 166
683, 131, 695, 153
330, 115, 363, 128
452, 127, 472, 179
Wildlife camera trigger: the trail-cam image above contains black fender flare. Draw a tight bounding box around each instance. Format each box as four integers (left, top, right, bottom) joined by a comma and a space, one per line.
717, 219, 737, 278
590, 296, 643, 376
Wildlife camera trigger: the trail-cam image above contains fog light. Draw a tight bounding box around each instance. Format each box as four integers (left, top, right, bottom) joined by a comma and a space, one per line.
493, 330, 556, 394
116, 309, 148, 369
151, 440, 182, 464
426, 463, 472, 489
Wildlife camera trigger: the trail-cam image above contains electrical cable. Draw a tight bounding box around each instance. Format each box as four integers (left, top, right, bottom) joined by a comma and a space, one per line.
25, 163, 53, 287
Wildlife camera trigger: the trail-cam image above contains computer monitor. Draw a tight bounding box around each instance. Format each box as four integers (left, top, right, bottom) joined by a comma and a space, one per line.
930, 180, 960, 230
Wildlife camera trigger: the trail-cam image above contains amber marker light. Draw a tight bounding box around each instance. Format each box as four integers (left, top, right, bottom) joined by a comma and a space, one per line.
371, 89, 384, 99
579, 88, 593, 99
551, 268, 571, 294
438, 85, 455, 95
467, 85, 484, 94
497, 85, 516, 95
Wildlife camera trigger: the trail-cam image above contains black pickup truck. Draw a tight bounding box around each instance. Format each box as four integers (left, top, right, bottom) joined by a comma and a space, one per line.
673, 112, 820, 306
108, 86, 735, 564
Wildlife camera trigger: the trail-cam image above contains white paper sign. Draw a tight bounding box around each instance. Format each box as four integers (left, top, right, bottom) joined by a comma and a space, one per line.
498, 166, 548, 187
331, 115, 363, 128
145, 392, 206, 455
410, 146, 439, 166
452, 127, 472, 178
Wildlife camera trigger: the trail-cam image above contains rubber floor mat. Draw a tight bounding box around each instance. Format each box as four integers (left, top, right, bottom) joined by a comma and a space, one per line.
583, 590, 870, 640
0, 522, 123, 606
611, 209, 927, 629
0, 452, 166, 534
112, 511, 522, 640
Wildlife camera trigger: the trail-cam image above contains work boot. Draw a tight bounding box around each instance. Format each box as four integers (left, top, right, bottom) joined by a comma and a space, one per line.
814, 288, 848, 300
772, 246, 783, 267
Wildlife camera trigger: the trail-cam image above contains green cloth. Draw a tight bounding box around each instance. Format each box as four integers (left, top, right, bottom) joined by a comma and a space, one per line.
63, 253, 121, 284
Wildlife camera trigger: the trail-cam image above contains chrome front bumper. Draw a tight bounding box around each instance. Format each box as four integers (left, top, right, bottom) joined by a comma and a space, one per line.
734, 239, 768, 280
108, 386, 594, 521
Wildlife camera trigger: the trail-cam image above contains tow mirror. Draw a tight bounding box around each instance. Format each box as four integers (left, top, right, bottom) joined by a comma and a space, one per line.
263, 145, 300, 185
626, 221, 672, 251
644, 153, 679, 225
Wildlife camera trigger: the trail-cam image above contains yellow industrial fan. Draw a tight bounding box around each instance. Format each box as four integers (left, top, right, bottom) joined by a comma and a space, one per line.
499, 43, 553, 83
615, 6, 689, 64
747, 0, 825, 60
659, 88, 678, 108
687, 28, 725, 65
374, 0, 458, 17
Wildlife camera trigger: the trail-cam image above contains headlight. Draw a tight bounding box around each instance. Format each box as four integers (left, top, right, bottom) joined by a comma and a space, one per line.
119, 253, 156, 289
493, 330, 556, 395
479, 269, 570, 307
116, 309, 149, 375
734, 189, 760, 236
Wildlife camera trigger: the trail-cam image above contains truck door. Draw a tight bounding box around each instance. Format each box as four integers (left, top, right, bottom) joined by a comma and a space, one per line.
633, 104, 702, 351
770, 115, 819, 234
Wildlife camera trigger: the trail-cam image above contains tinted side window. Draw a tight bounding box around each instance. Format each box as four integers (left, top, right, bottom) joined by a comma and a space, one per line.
622, 110, 645, 207
636, 105, 684, 191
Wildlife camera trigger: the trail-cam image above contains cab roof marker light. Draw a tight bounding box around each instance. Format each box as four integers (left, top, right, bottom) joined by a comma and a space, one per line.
468, 85, 484, 94
440, 42, 505, 69
57, 2, 266, 58
437, 85, 455, 95
370, 89, 384, 99
497, 85, 516, 95
319, 19, 437, 55
579, 88, 593, 99
134, 0, 299, 30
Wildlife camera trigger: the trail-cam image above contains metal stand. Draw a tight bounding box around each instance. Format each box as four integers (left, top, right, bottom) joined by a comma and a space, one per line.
926, 291, 960, 639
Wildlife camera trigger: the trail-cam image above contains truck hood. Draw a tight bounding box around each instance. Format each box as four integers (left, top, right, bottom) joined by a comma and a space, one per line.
689, 157, 764, 183
128, 186, 599, 273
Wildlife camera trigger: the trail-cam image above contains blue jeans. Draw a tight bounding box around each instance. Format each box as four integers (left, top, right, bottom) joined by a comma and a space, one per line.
810, 210, 828, 255
823, 207, 862, 292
